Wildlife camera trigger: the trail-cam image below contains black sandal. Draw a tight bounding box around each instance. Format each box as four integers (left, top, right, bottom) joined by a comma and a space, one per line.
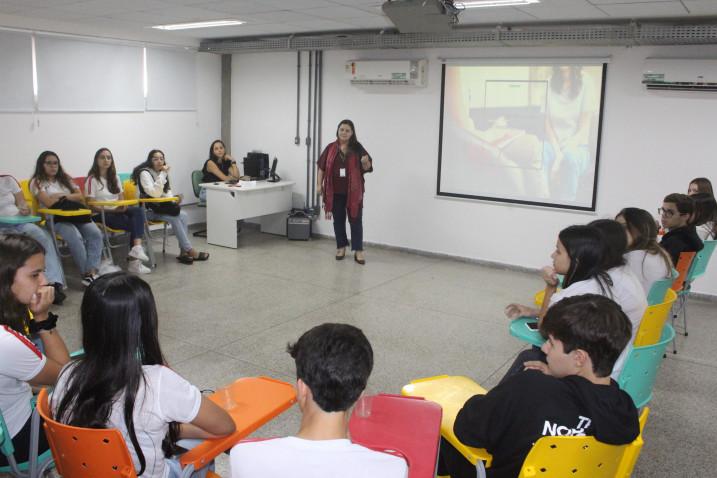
194, 252, 210, 261
177, 254, 194, 265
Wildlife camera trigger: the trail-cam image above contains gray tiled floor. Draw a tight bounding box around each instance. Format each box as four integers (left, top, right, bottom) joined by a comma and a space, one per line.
49, 228, 716, 477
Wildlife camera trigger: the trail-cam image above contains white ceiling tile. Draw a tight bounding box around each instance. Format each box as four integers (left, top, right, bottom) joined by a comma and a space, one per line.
261, 0, 337, 8
516, 1, 609, 21
342, 15, 394, 28
588, 0, 673, 4
142, 4, 236, 21
682, 0, 717, 15
202, 0, 282, 15
598, 1, 689, 17
458, 7, 545, 24
302, 5, 382, 20
243, 10, 316, 23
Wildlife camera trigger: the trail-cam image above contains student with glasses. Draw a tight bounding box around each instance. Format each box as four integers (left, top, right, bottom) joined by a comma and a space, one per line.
659, 193, 704, 265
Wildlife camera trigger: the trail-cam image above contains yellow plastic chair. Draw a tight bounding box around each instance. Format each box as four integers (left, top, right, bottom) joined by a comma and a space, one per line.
518, 407, 649, 477
401, 375, 492, 469
123, 179, 170, 255
633, 288, 677, 347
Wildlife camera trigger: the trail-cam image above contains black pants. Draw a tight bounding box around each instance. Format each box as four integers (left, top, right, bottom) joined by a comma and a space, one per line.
499, 346, 547, 386
437, 437, 479, 478
0, 414, 50, 467
332, 193, 363, 251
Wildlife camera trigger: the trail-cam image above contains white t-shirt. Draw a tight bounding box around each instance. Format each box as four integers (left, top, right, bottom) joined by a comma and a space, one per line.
549, 266, 647, 380
230, 437, 408, 478
624, 250, 672, 296
52, 364, 202, 478
0, 325, 46, 437
84, 176, 124, 210
697, 222, 716, 241
30, 178, 77, 207
547, 72, 598, 144
0, 176, 21, 216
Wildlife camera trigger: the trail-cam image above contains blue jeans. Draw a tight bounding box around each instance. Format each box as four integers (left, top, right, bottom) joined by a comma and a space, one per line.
542, 142, 590, 201
53, 221, 103, 275
96, 206, 146, 242
166, 439, 213, 478
146, 209, 192, 252
199, 187, 207, 204
0, 222, 64, 285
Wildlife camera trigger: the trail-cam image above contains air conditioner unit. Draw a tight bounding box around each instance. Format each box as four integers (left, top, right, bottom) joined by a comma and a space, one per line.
346, 59, 428, 87
642, 58, 717, 91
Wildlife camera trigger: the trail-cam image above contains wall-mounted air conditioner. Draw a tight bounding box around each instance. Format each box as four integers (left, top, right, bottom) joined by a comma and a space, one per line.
642, 58, 717, 91
346, 59, 427, 86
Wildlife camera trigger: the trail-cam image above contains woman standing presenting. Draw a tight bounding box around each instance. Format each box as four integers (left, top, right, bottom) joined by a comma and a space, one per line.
317, 120, 373, 264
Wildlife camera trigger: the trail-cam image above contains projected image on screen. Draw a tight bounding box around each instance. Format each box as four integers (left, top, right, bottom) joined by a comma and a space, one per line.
437, 63, 606, 210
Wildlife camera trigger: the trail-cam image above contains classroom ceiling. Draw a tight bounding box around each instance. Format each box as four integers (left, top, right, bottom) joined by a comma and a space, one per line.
0, 0, 716, 42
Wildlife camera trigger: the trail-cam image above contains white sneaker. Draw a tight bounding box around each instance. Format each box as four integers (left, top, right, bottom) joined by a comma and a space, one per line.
128, 260, 152, 274
99, 261, 122, 275
128, 245, 150, 262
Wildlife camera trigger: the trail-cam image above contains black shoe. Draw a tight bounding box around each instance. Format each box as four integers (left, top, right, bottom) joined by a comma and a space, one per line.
52, 283, 67, 305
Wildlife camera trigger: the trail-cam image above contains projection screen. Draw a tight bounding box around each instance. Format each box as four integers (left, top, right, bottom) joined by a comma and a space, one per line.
437, 61, 607, 211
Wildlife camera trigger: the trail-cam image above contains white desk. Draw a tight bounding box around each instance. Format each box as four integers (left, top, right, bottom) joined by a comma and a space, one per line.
201, 181, 295, 249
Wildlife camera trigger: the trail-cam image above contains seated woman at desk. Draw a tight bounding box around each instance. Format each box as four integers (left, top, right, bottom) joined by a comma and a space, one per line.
132, 150, 209, 265
0, 175, 65, 303
200, 140, 240, 203
86, 148, 151, 275
52, 272, 235, 478
31, 151, 103, 286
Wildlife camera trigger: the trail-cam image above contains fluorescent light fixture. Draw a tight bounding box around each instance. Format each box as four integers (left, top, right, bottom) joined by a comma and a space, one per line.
458, 0, 540, 8
152, 19, 244, 31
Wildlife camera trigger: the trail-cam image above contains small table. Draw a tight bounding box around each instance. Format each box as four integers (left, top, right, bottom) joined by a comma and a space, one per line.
200, 181, 295, 249
179, 376, 297, 471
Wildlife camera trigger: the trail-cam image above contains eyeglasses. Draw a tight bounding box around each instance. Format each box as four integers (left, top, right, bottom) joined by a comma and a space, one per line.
44, 161, 59, 166
658, 207, 678, 218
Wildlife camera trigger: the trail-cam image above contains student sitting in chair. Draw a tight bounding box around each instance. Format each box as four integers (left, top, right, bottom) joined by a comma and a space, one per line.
230, 323, 408, 478
439, 294, 640, 478
659, 193, 704, 265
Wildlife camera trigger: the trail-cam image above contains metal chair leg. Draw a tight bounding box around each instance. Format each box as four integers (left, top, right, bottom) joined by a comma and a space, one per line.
46, 216, 66, 287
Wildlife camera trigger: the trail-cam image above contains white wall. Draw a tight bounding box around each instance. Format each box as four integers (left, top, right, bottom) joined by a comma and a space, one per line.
0, 53, 221, 208
233, 45, 717, 296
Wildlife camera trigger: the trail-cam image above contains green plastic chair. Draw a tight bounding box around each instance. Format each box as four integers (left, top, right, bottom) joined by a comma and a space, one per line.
671, 240, 716, 350
618, 324, 676, 409
0, 406, 54, 477
509, 317, 545, 347
645, 269, 678, 306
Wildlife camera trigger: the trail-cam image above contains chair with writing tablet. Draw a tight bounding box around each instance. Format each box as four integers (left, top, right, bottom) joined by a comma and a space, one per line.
401, 376, 493, 473
123, 179, 169, 256
509, 317, 545, 347
0, 405, 54, 478
348, 393, 441, 478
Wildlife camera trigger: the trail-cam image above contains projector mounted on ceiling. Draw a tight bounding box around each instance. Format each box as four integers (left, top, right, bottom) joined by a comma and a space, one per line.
382, 0, 460, 33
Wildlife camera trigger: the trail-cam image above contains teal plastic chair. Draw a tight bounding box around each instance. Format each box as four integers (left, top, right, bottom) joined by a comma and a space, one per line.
618, 324, 676, 409
118, 172, 131, 183
0, 406, 54, 477
672, 240, 716, 347
509, 317, 545, 347
645, 269, 678, 306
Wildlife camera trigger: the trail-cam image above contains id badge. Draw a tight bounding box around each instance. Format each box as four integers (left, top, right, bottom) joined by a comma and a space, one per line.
339, 168, 346, 177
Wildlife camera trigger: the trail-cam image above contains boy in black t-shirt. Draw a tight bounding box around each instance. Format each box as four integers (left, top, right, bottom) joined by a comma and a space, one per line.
438, 294, 640, 478
659, 193, 704, 265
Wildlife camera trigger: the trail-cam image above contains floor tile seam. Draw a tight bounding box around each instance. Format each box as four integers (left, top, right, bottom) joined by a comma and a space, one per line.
475, 347, 527, 385
170, 347, 214, 367
210, 352, 295, 381
665, 354, 717, 369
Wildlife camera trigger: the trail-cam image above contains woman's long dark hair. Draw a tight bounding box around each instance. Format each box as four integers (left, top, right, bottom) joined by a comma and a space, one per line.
589, 219, 628, 270
550, 66, 583, 100
208, 139, 226, 163
558, 225, 612, 294
617, 207, 673, 274
689, 177, 714, 196
31, 151, 76, 194
0, 234, 45, 335
131, 149, 170, 194
336, 119, 364, 154
691, 193, 717, 238
54, 272, 179, 476
88, 147, 120, 194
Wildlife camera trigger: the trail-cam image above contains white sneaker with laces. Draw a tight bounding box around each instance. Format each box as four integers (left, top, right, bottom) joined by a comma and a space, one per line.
128, 260, 152, 274
99, 261, 122, 275
128, 245, 150, 262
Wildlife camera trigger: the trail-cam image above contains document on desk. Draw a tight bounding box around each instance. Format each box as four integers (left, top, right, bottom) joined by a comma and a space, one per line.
239, 180, 257, 188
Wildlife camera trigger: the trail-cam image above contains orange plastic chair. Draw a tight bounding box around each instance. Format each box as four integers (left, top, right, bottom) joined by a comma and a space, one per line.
349, 394, 440, 478
671, 251, 696, 292
37, 388, 142, 477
